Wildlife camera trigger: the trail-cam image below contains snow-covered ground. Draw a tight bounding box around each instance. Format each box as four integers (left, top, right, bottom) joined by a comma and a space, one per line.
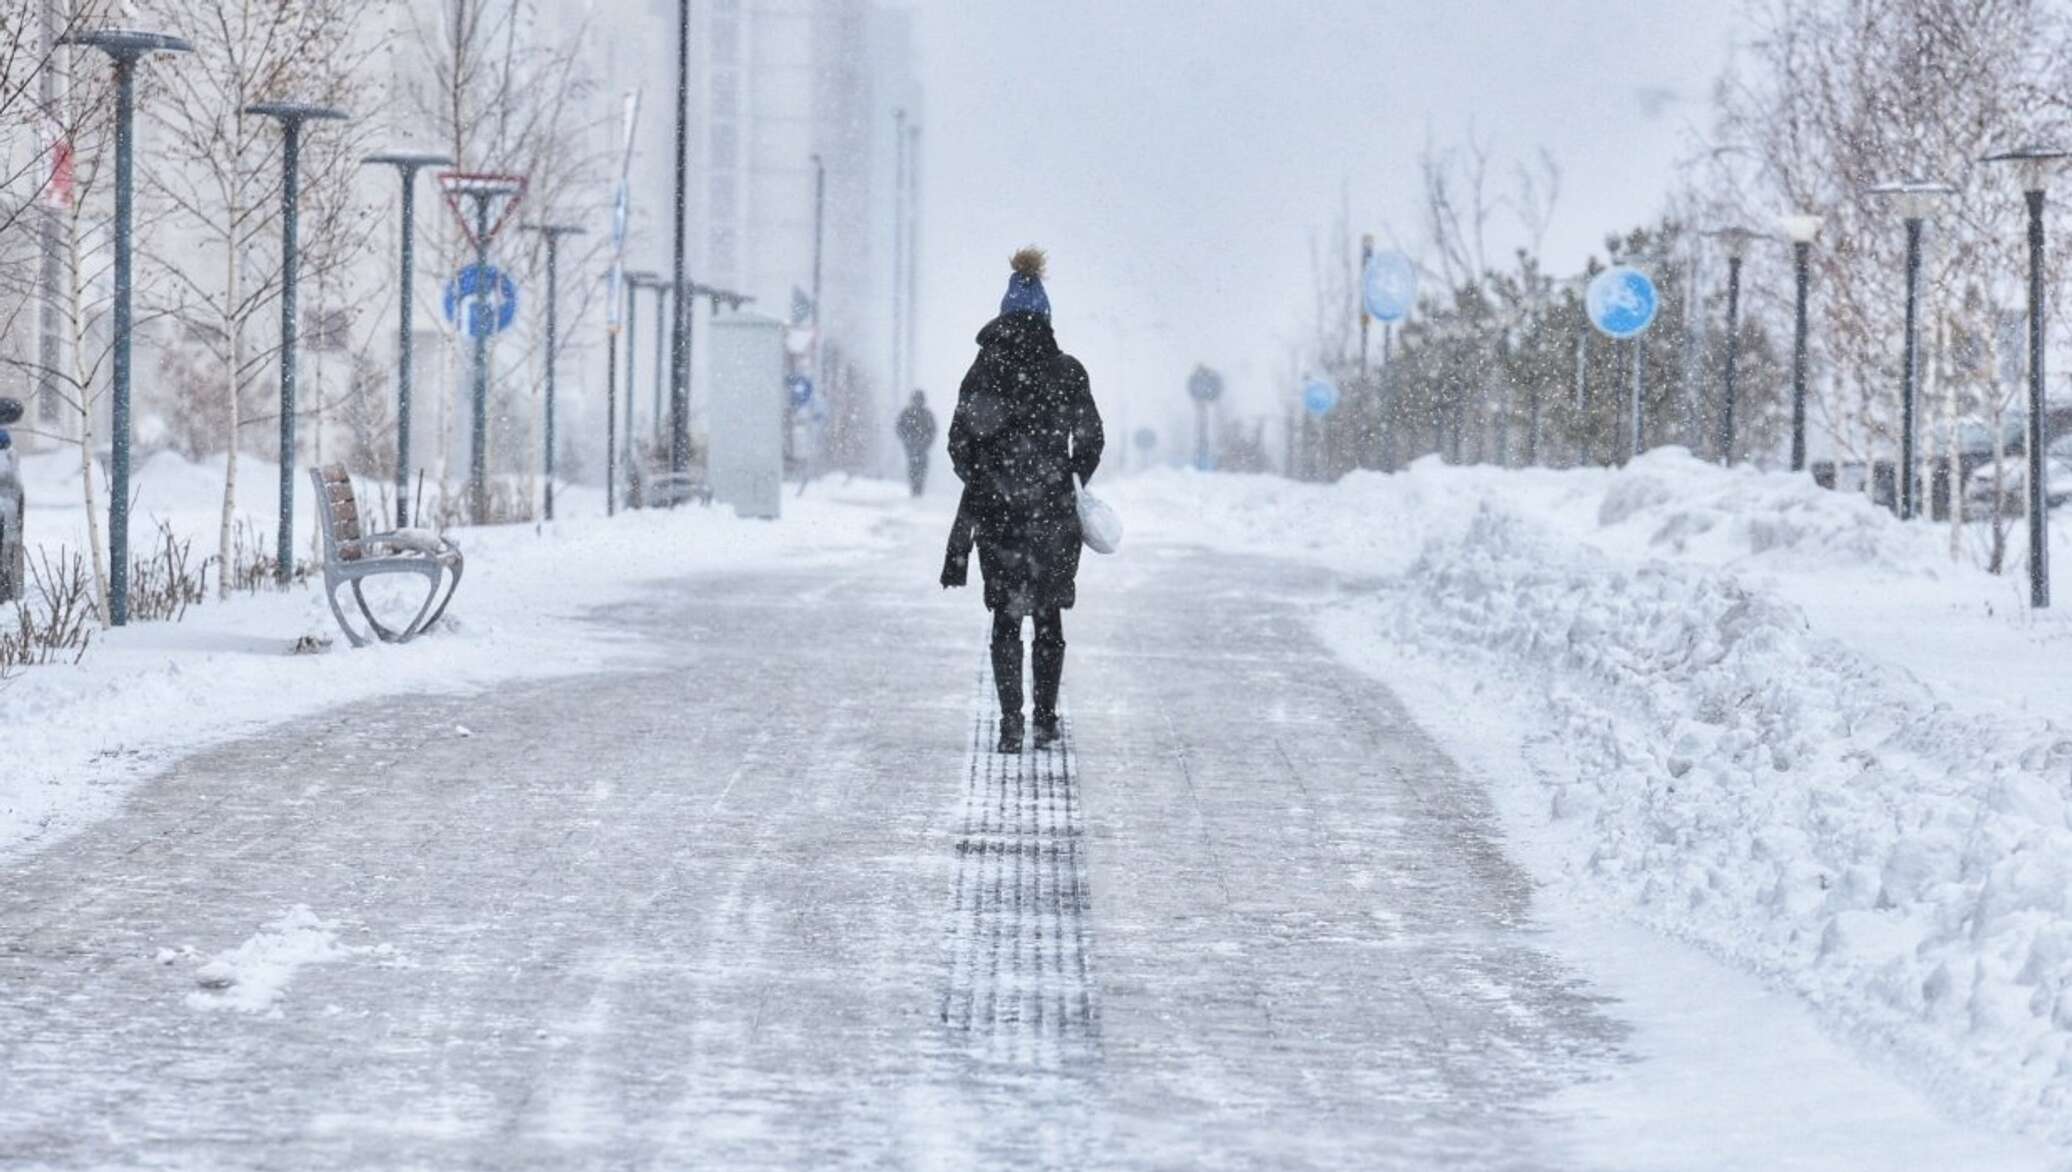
1112, 451, 2072, 1159
0, 447, 900, 861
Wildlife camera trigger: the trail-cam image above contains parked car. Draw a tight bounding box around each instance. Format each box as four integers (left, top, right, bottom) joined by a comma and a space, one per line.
1964, 432, 2072, 518
0, 396, 24, 602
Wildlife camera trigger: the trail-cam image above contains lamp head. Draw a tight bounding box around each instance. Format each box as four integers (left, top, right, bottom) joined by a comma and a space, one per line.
1866, 179, 1956, 220
1982, 145, 2072, 194
1778, 213, 1824, 244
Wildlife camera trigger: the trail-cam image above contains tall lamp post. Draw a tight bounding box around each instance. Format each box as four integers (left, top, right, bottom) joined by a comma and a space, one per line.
810, 153, 826, 406
668, 0, 692, 478
58, 28, 190, 625
362, 151, 452, 527
1983, 146, 2070, 608
892, 109, 909, 412
1779, 213, 1824, 473
1706, 227, 1758, 464
522, 223, 585, 521
1868, 179, 1956, 521
246, 101, 349, 584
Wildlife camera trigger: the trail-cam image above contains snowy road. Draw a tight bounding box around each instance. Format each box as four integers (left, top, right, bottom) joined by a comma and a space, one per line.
0, 505, 2044, 1168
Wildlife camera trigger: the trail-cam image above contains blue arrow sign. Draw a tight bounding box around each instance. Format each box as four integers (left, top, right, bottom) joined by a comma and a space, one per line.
1302, 375, 1340, 417
1363, 250, 1417, 323
787, 374, 814, 408
442, 265, 520, 338
1586, 265, 1659, 339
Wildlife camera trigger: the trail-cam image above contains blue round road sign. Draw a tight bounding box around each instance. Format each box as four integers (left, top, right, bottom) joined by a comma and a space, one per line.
786, 374, 814, 408
1302, 375, 1340, 417
1188, 366, 1224, 403
1586, 266, 1659, 339
1363, 251, 1417, 323
442, 265, 520, 338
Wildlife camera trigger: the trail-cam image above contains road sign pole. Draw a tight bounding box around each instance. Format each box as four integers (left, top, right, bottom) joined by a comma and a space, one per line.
624, 278, 638, 473
607, 325, 619, 518
470, 195, 492, 523
1631, 337, 1646, 462
654, 284, 668, 444
1359, 234, 1373, 382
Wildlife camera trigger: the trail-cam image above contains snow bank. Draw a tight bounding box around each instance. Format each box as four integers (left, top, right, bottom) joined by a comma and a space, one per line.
1122, 452, 2072, 1149
1376, 504, 2072, 1140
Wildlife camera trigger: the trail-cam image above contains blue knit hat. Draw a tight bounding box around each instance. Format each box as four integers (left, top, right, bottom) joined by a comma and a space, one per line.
1000, 246, 1050, 318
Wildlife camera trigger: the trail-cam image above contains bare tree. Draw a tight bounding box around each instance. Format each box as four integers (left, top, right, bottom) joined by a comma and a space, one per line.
134, 0, 379, 596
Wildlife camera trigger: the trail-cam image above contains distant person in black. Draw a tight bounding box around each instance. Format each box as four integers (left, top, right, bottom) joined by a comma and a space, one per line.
943, 247, 1104, 754
896, 391, 937, 497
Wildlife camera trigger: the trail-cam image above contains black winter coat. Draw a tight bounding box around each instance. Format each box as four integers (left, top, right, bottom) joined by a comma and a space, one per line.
947, 312, 1104, 614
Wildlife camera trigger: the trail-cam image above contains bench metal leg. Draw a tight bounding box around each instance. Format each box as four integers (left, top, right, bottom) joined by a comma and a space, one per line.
323, 577, 376, 649
350, 564, 448, 645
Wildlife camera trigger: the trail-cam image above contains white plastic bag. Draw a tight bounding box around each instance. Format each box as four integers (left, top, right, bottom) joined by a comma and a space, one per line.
1075, 476, 1123, 554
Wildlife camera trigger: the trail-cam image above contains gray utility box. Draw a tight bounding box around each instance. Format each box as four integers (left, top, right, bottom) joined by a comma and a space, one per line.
707, 311, 786, 520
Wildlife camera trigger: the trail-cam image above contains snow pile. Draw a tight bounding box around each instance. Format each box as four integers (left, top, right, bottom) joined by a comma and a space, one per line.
1372, 496, 2072, 1142
1592, 448, 1945, 574
185, 905, 366, 1015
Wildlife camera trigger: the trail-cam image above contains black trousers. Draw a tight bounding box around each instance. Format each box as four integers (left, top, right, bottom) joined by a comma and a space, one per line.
990, 607, 1065, 721
906, 451, 928, 496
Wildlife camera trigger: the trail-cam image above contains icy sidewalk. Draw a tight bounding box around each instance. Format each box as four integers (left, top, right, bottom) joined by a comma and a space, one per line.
0, 476, 902, 861
1112, 454, 2072, 1158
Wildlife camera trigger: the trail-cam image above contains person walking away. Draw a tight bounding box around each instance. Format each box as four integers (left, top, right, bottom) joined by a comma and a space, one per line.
896, 390, 937, 497
944, 247, 1103, 753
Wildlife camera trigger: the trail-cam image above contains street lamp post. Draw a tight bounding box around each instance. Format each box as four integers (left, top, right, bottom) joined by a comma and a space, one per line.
1984, 146, 2070, 608
246, 102, 350, 584
58, 28, 191, 625
1868, 180, 1956, 521
362, 151, 452, 527
1706, 227, 1758, 464
1779, 213, 1824, 473
811, 154, 826, 404
669, 0, 692, 478
892, 108, 908, 413
522, 224, 585, 521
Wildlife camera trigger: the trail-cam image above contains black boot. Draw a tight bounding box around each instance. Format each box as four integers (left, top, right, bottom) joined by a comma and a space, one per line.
992, 620, 1025, 754
1032, 634, 1064, 748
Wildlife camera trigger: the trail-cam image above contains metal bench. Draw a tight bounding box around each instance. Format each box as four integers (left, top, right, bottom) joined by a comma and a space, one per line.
308, 464, 463, 647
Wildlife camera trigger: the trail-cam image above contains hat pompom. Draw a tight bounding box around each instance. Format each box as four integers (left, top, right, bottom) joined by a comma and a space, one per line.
1010, 246, 1047, 280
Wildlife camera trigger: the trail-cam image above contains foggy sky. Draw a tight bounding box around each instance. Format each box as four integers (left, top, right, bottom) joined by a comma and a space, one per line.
913, 0, 1741, 450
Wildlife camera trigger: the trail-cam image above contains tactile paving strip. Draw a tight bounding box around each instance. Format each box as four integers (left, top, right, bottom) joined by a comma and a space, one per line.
940, 666, 1100, 1064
